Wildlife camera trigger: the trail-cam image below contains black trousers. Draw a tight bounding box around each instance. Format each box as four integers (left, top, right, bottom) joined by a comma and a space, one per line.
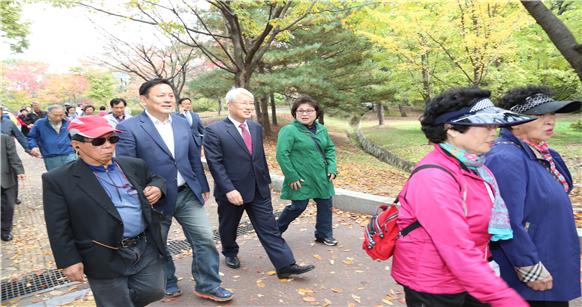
1, 186, 17, 235
217, 189, 295, 270
404, 286, 489, 307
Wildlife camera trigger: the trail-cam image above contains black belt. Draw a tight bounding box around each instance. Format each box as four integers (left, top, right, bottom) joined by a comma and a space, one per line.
121, 232, 146, 248
177, 184, 188, 193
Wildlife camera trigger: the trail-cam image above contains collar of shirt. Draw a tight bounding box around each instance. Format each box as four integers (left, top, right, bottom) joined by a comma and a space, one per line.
83, 159, 118, 172
228, 116, 247, 136
145, 110, 172, 125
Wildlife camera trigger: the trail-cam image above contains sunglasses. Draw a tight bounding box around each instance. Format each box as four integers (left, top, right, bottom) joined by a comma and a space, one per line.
84, 135, 120, 146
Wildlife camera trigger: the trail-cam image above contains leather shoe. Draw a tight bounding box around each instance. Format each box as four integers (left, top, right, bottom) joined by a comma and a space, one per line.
15, 198, 21, 205
277, 263, 315, 279
1, 233, 13, 241
225, 256, 240, 269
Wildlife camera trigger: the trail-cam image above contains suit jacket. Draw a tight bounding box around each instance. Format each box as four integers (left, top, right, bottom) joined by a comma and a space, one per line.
42, 157, 166, 279
1, 135, 24, 189
1, 118, 28, 152
204, 118, 271, 202
177, 111, 204, 149
116, 112, 210, 215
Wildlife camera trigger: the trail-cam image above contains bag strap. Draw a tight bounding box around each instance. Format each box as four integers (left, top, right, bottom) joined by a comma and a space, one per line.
308, 131, 328, 166
397, 164, 458, 237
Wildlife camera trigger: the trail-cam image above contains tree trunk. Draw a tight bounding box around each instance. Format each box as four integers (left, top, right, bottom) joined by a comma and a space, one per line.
521, 1, 582, 82
398, 104, 408, 117
259, 94, 271, 136
377, 102, 385, 126
270, 92, 277, 126
217, 98, 222, 116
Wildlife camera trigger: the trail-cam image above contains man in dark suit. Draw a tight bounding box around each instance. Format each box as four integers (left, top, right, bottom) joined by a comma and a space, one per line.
177, 97, 204, 153
116, 79, 233, 302
204, 88, 315, 279
1, 134, 25, 241
43, 115, 166, 307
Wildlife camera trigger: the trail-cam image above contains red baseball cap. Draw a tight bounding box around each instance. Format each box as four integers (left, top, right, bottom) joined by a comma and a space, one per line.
68, 116, 120, 138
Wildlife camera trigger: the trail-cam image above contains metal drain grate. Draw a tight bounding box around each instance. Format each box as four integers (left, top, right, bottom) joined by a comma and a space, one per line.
1, 211, 281, 302
1, 269, 68, 302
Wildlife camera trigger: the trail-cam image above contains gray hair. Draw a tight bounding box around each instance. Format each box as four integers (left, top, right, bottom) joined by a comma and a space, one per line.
225, 88, 254, 104
47, 104, 64, 113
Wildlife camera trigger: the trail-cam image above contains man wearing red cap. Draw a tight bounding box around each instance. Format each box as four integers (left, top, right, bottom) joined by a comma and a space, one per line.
42, 115, 167, 307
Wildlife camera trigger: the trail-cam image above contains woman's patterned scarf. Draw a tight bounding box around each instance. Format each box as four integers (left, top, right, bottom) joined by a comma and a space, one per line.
440, 143, 513, 241
525, 140, 569, 192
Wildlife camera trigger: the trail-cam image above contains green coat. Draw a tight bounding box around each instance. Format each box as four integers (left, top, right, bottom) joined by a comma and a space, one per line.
276, 120, 337, 200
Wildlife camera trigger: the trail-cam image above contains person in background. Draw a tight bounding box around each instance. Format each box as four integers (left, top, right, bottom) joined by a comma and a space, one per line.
177, 97, 204, 153
486, 86, 581, 306
1, 134, 25, 241
17, 109, 33, 136
27, 105, 76, 171
66, 106, 78, 121
43, 115, 166, 307
276, 95, 338, 246
27, 101, 47, 124
2, 107, 31, 205
83, 105, 95, 116
392, 87, 534, 306
204, 87, 315, 279
98, 106, 108, 117
104, 98, 132, 128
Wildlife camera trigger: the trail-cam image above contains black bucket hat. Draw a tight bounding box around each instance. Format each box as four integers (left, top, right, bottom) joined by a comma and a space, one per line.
509, 93, 581, 115
434, 98, 535, 127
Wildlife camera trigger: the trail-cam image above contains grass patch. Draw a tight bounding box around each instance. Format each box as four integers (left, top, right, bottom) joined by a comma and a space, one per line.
361, 115, 582, 163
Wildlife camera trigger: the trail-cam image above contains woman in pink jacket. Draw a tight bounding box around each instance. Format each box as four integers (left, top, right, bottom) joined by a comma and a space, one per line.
391, 88, 534, 307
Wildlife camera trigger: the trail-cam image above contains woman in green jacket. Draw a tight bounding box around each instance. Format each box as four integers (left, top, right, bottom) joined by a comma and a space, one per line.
276, 96, 338, 246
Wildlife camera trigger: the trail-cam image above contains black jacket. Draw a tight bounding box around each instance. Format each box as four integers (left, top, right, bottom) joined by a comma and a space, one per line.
42, 157, 166, 279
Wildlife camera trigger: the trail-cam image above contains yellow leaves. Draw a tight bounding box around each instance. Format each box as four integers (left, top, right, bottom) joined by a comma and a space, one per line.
303, 296, 317, 303
342, 257, 354, 265
313, 254, 322, 260
297, 288, 315, 296
256, 279, 266, 288
266, 271, 276, 276
331, 288, 343, 293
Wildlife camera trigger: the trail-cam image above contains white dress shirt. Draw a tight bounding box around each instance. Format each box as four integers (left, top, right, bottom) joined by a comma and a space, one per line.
145, 111, 186, 187
228, 116, 248, 138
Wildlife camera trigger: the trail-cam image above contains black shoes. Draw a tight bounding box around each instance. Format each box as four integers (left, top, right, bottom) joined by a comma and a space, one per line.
15, 198, 21, 205
315, 237, 338, 246
277, 263, 315, 279
1, 233, 13, 241
225, 256, 241, 269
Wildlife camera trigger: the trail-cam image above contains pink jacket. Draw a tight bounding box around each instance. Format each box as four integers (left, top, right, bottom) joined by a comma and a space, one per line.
391, 145, 526, 306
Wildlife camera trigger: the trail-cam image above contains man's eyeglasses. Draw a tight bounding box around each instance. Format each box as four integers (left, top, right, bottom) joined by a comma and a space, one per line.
84, 135, 120, 146
296, 109, 315, 114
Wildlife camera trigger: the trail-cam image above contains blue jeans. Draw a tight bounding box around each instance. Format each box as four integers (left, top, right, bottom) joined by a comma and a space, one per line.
160, 186, 221, 293
277, 197, 333, 239
43, 153, 76, 171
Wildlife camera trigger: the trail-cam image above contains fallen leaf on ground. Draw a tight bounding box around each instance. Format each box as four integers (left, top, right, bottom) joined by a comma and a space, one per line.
352, 294, 361, 303
313, 254, 322, 260
256, 279, 266, 288
267, 271, 276, 276
331, 288, 343, 293
303, 296, 317, 302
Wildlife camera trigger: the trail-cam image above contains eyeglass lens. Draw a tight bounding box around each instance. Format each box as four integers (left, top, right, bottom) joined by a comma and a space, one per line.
90, 135, 120, 146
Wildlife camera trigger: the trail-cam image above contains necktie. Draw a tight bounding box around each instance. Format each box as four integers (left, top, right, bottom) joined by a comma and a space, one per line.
184, 112, 192, 125
239, 123, 253, 155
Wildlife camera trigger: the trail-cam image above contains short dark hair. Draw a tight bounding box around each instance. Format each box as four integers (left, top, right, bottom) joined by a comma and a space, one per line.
139, 78, 174, 96
420, 87, 491, 144
83, 105, 95, 112
66, 106, 76, 113
99, 106, 106, 111
177, 97, 191, 105
110, 98, 127, 108
496, 85, 552, 111
291, 95, 320, 119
